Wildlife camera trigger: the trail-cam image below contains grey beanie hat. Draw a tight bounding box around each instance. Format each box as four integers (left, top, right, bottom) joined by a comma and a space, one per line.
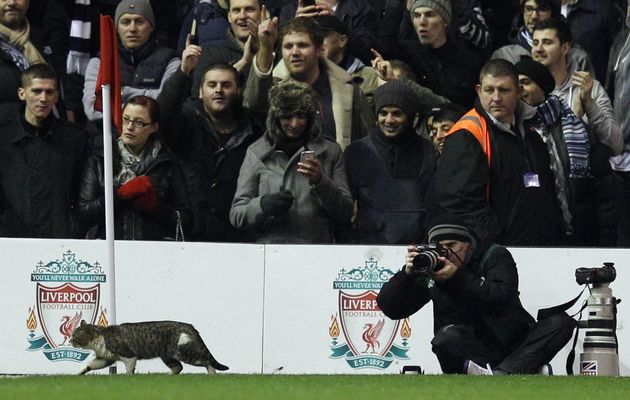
374, 79, 420, 118
427, 213, 476, 245
407, 0, 452, 26
115, 0, 156, 27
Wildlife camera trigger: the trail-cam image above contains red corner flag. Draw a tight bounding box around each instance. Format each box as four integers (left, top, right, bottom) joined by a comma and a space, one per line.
94, 15, 122, 134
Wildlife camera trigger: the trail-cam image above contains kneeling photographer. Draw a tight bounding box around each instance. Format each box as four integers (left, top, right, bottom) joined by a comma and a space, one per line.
377, 213, 577, 374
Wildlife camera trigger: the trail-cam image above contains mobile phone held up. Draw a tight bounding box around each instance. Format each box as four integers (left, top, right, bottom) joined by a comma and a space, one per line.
300, 150, 316, 163
302, 0, 316, 7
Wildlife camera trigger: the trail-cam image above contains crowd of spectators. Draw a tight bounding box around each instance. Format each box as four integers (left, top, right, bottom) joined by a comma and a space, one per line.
1, 0, 629, 247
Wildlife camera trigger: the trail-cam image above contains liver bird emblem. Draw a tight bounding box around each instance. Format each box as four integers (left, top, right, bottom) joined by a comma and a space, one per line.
362, 319, 385, 353
59, 311, 83, 346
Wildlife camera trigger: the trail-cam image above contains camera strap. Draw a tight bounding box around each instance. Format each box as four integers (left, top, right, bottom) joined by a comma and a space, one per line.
536, 285, 587, 321
534, 285, 588, 375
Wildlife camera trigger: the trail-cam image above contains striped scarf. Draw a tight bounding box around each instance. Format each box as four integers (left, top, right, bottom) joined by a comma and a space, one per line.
67, 0, 92, 75
536, 95, 591, 178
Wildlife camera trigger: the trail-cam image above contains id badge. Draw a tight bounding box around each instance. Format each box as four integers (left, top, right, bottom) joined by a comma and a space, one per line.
523, 172, 540, 187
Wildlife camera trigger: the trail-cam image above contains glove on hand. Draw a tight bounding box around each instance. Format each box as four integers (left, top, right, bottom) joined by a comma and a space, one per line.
117, 176, 153, 200
132, 190, 157, 212
260, 189, 294, 217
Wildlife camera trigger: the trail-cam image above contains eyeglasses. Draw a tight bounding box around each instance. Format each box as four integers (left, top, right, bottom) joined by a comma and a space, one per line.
123, 116, 153, 128
524, 5, 551, 15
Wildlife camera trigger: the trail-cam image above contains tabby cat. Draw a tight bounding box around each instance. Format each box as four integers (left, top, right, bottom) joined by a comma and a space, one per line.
70, 320, 229, 374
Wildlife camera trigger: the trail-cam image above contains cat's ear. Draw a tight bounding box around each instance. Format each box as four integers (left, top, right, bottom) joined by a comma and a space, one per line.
80, 320, 86, 327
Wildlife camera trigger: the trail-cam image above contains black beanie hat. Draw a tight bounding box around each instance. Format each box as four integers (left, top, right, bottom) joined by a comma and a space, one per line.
515, 59, 556, 96
374, 79, 419, 118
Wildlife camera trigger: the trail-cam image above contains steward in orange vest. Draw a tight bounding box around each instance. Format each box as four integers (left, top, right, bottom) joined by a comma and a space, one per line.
435, 101, 562, 246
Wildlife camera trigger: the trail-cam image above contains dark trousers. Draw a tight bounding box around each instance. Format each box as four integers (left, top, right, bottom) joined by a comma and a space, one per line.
431, 313, 577, 374
614, 170, 630, 247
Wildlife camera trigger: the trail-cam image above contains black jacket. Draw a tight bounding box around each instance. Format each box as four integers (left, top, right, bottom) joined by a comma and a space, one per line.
77, 141, 192, 240
344, 128, 437, 244
0, 104, 85, 238
377, 244, 535, 355
158, 68, 263, 242
397, 38, 482, 108
435, 100, 562, 246
118, 41, 177, 89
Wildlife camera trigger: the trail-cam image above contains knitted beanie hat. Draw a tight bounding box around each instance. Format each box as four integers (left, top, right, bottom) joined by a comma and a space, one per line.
115, 0, 156, 27
427, 213, 475, 245
515, 58, 555, 96
374, 79, 420, 118
407, 0, 452, 26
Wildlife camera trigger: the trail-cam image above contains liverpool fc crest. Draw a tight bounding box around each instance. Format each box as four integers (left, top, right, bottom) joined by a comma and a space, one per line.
329, 257, 411, 370
26, 250, 107, 362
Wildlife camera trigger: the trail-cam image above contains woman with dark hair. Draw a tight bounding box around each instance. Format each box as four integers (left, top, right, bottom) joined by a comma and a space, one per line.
229, 79, 353, 243
77, 95, 192, 240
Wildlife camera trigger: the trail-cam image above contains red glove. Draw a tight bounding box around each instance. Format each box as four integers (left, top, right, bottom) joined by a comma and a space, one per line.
117, 176, 153, 200
132, 191, 157, 212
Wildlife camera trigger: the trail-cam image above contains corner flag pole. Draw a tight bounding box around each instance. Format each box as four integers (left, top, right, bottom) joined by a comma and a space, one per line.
101, 84, 117, 375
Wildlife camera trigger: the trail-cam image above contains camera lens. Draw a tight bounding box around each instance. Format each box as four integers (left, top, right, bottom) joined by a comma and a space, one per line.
412, 250, 442, 275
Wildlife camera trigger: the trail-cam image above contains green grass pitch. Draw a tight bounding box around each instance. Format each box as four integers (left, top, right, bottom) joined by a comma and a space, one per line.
2, 374, 630, 400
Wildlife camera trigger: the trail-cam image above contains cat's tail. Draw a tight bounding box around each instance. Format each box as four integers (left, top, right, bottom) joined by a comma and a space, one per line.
209, 356, 229, 371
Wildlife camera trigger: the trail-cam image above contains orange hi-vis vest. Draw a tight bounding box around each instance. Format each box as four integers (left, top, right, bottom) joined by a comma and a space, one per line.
446, 109, 492, 167
446, 109, 492, 198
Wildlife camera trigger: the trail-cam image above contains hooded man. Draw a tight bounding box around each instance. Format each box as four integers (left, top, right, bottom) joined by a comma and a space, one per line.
377, 212, 576, 375
343, 79, 437, 244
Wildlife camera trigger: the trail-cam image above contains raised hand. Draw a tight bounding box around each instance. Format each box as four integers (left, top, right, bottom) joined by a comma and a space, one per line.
572, 70, 594, 109
371, 48, 394, 82
180, 34, 202, 75
256, 5, 278, 73
296, 0, 334, 18
258, 5, 278, 51
297, 154, 322, 185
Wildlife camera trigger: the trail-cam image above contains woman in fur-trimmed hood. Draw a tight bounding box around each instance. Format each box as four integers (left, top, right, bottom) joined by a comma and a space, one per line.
265, 79, 322, 146
230, 80, 353, 244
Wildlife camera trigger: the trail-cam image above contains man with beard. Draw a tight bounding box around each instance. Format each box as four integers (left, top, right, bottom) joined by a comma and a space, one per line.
343, 79, 437, 244
158, 37, 263, 242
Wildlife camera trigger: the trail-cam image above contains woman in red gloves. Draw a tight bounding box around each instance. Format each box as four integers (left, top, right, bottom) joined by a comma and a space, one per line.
77, 95, 192, 240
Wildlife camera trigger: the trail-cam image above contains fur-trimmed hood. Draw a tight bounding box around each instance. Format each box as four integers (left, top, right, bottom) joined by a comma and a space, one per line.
265, 79, 322, 145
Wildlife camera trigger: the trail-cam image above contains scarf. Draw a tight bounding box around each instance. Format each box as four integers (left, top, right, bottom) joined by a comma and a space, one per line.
536, 95, 591, 179
0, 20, 46, 70
115, 137, 162, 185
517, 28, 533, 50
67, 0, 92, 75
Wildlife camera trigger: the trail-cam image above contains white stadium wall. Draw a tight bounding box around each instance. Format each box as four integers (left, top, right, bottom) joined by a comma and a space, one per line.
1, 238, 628, 376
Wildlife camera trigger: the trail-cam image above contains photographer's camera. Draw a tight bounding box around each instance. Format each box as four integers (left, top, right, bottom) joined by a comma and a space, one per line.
411, 243, 448, 276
